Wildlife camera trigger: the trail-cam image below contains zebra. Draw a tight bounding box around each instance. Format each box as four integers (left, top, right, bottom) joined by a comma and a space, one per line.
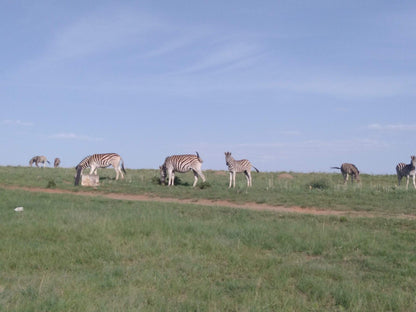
54, 158, 61, 168
331, 163, 360, 184
159, 152, 206, 187
29, 155, 50, 167
396, 156, 416, 189
74, 153, 126, 186
225, 152, 259, 188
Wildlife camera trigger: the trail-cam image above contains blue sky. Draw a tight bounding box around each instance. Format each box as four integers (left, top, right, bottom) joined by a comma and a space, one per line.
1, 1, 415, 174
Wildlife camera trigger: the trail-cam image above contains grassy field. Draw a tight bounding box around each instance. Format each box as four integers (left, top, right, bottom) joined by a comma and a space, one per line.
1, 166, 416, 311
0, 166, 415, 214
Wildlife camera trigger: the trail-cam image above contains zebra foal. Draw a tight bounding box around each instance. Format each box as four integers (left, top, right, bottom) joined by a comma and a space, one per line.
74, 153, 126, 186
225, 152, 259, 188
396, 156, 416, 190
29, 155, 50, 167
160, 152, 206, 187
331, 163, 360, 184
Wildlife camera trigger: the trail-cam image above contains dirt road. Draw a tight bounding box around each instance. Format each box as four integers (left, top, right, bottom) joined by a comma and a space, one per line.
2, 184, 415, 220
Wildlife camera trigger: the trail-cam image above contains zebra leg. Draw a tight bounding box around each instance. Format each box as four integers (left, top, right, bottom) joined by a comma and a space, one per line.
115, 168, 119, 180
229, 172, 233, 188
192, 171, 198, 187
168, 170, 175, 186
406, 176, 409, 190
196, 169, 206, 183
413, 175, 416, 189
245, 171, 252, 187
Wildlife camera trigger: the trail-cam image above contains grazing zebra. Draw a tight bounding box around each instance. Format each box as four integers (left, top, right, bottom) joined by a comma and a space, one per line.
159, 152, 206, 187
74, 153, 126, 186
225, 152, 259, 188
331, 163, 360, 184
29, 155, 50, 167
396, 156, 416, 189
54, 158, 61, 168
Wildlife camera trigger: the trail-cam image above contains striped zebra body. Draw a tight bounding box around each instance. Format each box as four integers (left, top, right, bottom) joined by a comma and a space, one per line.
29, 155, 50, 167
54, 158, 61, 168
396, 156, 416, 189
160, 152, 205, 187
225, 152, 259, 188
75, 153, 126, 185
331, 163, 360, 184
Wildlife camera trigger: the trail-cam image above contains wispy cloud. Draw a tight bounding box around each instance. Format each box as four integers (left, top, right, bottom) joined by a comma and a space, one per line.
171, 42, 263, 75
49, 133, 103, 141
368, 123, 416, 131
1, 119, 33, 126
48, 9, 164, 61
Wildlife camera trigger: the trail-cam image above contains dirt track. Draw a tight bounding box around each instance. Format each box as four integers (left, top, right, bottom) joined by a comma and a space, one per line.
2, 184, 416, 220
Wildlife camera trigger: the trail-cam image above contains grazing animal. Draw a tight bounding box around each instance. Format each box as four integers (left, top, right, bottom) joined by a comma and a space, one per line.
29, 156, 50, 167
74, 153, 126, 186
160, 152, 206, 187
225, 152, 259, 188
396, 156, 416, 190
54, 158, 61, 168
331, 163, 360, 184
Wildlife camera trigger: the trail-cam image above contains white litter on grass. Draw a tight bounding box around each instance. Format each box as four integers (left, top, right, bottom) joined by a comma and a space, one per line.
14, 207, 24, 212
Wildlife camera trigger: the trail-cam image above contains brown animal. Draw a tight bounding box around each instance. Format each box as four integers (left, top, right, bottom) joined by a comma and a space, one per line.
54, 158, 61, 168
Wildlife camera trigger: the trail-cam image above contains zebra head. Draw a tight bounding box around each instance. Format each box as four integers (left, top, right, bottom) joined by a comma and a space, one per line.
224, 152, 232, 166
159, 165, 167, 185
411, 156, 416, 168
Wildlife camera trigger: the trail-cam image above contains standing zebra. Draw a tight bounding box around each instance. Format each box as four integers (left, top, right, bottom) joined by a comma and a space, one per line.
159, 152, 206, 187
331, 163, 360, 184
29, 155, 50, 167
74, 153, 126, 186
54, 158, 61, 168
225, 152, 259, 188
396, 156, 416, 189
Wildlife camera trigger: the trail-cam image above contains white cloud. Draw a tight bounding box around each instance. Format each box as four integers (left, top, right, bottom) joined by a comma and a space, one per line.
368, 123, 416, 131
1, 120, 33, 126
49, 133, 103, 141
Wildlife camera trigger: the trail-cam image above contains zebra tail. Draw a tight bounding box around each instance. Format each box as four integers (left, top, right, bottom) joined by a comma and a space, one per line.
331, 167, 341, 170
253, 166, 259, 173
196, 151, 203, 163
121, 158, 127, 174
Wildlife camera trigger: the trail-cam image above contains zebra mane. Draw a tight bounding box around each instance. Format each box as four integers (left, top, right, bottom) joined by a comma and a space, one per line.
76, 155, 92, 168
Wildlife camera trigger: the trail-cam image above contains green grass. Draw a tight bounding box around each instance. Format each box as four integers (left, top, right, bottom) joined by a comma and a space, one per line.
1, 188, 416, 311
0, 166, 416, 215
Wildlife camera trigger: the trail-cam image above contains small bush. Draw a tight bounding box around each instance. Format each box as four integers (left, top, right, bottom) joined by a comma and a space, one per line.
46, 180, 56, 188
151, 176, 162, 185
198, 182, 211, 189
309, 179, 330, 190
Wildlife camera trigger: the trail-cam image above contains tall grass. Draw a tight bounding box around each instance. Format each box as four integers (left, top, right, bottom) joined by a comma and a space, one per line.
1, 189, 416, 311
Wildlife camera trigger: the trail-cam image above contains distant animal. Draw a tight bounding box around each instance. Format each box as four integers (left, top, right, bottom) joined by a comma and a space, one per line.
396, 156, 416, 190
54, 158, 61, 168
225, 152, 259, 188
74, 153, 126, 186
160, 152, 206, 187
331, 163, 360, 184
29, 156, 50, 167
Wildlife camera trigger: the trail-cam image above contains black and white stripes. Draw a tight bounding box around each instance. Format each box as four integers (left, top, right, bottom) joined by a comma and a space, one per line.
75, 153, 126, 185
396, 156, 416, 189
331, 163, 360, 184
160, 152, 206, 187
225, 152, 259, 188
29, 155, 50, 167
